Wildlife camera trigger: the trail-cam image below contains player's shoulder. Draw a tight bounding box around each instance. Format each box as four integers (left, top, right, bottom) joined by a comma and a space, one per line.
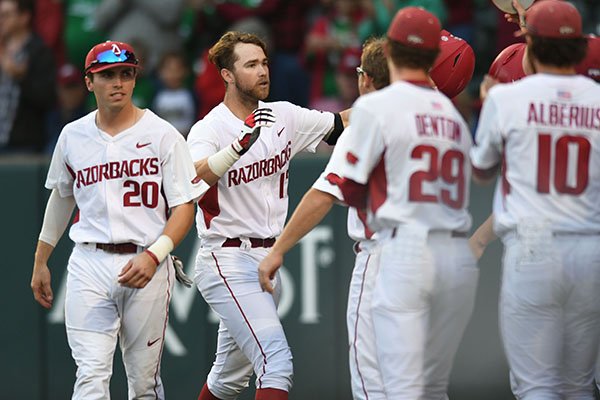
59, 110, 96, 139
188, 107, 222, 142
141, 109, 181, 138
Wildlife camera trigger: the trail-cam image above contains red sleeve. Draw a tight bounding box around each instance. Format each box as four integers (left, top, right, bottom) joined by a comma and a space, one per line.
328, 174, 368, 209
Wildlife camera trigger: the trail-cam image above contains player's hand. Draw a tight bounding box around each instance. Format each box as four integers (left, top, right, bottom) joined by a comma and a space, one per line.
232, 108, 276, 156
118, 252, 158, 288
31, 263, 53, 309
258, 250, 283, 294
479, 74, 500, 101
504, 0, 528, 37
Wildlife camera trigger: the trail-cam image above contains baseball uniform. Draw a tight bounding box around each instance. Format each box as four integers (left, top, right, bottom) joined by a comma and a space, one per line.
338, 80, 478, 399
311, 127, 384, 399
471, 73, 600, 399
187, 100, 335, 399
46, 109, 207, 399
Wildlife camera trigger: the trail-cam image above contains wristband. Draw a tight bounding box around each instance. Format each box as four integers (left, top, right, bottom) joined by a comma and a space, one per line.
146, 235, 174, 266
207, 144, 241, 177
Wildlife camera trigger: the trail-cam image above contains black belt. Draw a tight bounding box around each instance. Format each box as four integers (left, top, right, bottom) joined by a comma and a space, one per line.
87, 242, 139, 254
222, 237, 276, 248
391, 229, 468, 238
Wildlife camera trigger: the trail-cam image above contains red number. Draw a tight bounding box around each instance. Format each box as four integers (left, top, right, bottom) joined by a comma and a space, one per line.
537, 134, 590, 195
279, 170, 289, 199
409, 145, 466, 209
123, 180, 159, 208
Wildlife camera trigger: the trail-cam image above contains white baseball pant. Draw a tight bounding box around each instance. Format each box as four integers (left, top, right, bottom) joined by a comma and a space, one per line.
370, 227, 478, 399
194, 245, 292, 400
65, 244, 173, 400
500, 231, 600, 400
347, 240, 386, 400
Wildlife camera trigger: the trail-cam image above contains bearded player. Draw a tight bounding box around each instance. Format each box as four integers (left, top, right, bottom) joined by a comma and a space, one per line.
187, 31, 346, 400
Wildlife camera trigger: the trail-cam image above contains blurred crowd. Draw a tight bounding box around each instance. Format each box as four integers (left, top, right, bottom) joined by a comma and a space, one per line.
0, 0, 598, 155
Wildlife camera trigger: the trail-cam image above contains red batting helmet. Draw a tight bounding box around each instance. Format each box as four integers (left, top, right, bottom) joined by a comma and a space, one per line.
575, 35, 600, 82
430, 30, 475, 98
488, 43, 527, 83
84, 41, 139, 74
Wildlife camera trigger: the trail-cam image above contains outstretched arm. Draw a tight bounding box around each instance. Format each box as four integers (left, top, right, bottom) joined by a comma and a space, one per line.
259, 188, 337, 293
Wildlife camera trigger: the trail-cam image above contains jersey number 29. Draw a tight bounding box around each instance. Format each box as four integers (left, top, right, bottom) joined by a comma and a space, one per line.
409, 145, 465, 209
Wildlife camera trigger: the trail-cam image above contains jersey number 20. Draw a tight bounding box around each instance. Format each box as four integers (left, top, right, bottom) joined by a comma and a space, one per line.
409, 145, 465, 209
123, 180, 159, 208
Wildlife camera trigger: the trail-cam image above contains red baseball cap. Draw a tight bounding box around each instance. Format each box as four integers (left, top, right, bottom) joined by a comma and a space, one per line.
430, 30, 475, 98
84, 41, 139, 74
488, 43, 527, 83
387, 7, 441, 50
526, 0, 582, 39
575, 35, 600, 82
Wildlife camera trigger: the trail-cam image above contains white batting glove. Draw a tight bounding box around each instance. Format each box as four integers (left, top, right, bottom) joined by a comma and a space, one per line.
231, 108, 276, 155
171, 255, 193, 288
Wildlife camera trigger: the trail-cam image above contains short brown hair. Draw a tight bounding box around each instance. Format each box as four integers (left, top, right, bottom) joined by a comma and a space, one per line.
361, 37, 389, 90
386, 39, 440, 72
528, 36, 588, 68
208, 31, 268, 71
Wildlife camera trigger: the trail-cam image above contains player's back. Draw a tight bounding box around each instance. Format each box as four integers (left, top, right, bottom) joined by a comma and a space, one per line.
487, 73, 600, 233
351, 81, 472, 232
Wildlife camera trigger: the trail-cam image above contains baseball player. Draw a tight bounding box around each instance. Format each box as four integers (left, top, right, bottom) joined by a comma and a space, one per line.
186, 32, 346, 400
470, 0, 600, 260
30, 41, 208, 399
323, 7, 477, 399
258, 31, 475, 400
470, 0, 600, 397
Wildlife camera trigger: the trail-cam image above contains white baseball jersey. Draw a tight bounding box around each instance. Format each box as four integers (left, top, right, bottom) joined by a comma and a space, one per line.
312, 126, 374, 243
471, 74, 600, 235
187, 100, 334, 240
46, 109, 209, 245
340, 81, 472, 233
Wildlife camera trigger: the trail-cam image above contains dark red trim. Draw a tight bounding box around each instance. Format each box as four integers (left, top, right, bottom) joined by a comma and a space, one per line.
65, 163, 76, 179
471, 163, 499, 181
352, 254, 371, 400
338, 178, 368, 209
198, 185, 220, 228
356, 208, 374, 239
153, 259, 172, 398
368, 152, 387, 215
211, 252, 268, 388
145, 249, 160, 266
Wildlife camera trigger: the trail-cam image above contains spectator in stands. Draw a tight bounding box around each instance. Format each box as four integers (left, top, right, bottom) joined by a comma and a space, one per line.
152, 50, 196, 137
45, 63, 87, 153
93, 0, 188, 73
34, 0, 64, 65
62, 0, 104, 70
0, 0, 56, 153
304, 0, 368, 109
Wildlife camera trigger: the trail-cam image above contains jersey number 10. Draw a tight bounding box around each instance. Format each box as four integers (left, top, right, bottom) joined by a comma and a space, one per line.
537, 133, 590, 195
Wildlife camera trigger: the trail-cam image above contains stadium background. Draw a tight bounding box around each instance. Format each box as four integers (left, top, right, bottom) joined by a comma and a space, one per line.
2, 155, 512, 399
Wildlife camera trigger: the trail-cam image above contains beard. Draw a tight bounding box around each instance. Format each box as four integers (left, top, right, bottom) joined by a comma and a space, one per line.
234, 79, 270, 102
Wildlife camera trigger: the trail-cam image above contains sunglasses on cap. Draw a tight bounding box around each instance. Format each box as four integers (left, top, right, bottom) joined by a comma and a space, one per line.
85, 49, 138, 73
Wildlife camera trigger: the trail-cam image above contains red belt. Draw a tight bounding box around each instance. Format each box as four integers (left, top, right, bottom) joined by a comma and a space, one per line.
90, 242, 139, 254
222, 237, 276, 248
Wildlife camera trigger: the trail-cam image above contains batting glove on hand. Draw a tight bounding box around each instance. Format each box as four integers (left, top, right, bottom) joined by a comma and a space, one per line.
171, 255, 193, 288
232, 108, 276, 155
